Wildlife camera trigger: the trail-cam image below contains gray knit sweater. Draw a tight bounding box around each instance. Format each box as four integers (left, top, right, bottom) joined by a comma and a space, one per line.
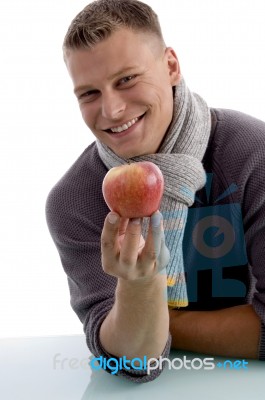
46, 108, 265, 382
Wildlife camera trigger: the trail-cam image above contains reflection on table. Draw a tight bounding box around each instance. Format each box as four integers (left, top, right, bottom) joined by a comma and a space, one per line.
0, 335, 264, 400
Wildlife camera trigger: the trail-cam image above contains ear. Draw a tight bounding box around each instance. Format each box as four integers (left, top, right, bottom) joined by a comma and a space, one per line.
164, 47, 181, 86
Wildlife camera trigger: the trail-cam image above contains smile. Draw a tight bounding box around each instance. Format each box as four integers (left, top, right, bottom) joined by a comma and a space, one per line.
110, 117, 139, 133
105, 114, 145, 134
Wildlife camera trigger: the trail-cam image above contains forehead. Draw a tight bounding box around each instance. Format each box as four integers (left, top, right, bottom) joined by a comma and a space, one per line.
65, 28, 160, 87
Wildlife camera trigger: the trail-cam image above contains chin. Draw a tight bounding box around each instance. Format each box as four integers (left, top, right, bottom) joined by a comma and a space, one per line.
109, 145, 141, 159
115, 150, 139, 159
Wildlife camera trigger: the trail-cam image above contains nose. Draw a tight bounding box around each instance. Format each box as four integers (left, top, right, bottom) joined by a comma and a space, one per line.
101, 90, 126, 120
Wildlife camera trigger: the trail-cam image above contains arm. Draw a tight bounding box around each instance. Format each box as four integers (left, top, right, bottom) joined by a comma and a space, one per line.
100, 274, 169, 360
99, 212, 170, 361
169, 304, 261, 358
45, 171, 171, 382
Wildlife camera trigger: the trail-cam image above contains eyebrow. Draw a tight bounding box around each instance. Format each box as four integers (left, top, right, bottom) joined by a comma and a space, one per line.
74, 65, 139, 95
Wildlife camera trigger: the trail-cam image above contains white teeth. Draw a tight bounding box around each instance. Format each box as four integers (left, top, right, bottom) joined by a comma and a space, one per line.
110, 117, 139, 133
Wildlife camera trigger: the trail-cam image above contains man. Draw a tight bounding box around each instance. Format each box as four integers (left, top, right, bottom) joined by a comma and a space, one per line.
46, 0, 265, 382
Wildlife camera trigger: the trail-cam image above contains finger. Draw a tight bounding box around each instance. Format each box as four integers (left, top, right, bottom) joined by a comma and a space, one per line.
118, 217, 129, 236
141, 211, 162, 261
157, 229, 170, 272
119, 218, 142, 268
140, 211, 170, 272
101, 212, 121, 271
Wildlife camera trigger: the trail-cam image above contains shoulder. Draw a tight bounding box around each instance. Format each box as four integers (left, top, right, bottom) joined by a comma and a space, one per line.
54, 141, 107, 188
203, 108, 265, 204
209, 108, 265, 158
205, 108, 265, 178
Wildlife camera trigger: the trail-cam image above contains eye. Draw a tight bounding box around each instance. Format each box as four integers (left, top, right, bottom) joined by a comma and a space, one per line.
118, 75, 136, 85
80, 90, 99, 98
78, 90, 100, 102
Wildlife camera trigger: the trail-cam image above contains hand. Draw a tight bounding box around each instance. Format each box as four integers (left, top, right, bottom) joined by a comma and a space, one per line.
101, 211, 170, 281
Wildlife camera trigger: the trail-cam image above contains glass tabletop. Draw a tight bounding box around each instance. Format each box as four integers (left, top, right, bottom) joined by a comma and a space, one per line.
0, 334, 264, 400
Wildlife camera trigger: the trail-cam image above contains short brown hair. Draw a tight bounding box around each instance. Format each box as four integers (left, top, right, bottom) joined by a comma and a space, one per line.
63, 0, 165, 53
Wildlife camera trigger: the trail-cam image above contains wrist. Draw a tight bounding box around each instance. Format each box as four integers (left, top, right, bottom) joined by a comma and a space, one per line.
116, 272, 167, 300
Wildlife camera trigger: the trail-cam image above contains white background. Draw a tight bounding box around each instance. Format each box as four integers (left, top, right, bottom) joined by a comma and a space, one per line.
1, 0, 265, 337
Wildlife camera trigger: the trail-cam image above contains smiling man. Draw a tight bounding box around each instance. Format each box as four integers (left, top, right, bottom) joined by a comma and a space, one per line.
65, 27, 179, 159
46, 0, 265, 383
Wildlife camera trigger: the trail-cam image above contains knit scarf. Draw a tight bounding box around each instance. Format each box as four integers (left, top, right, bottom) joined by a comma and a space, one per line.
97, 77, 211, 308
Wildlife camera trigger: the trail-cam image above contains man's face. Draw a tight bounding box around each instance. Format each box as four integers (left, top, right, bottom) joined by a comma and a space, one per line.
65, 28, 180, 158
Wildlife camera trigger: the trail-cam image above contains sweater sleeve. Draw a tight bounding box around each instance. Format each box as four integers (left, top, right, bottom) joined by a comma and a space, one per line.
45, 176, 172, 383
213, 109, 265, 360
242, 142, 265, 360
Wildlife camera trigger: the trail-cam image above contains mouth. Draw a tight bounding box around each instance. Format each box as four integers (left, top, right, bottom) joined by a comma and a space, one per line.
103, 113, 146, 134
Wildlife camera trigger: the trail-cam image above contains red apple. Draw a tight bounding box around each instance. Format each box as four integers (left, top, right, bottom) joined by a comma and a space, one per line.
102, 161, 164, 218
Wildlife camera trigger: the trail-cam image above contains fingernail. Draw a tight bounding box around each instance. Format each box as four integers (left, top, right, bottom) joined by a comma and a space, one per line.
108, 213, 118, 224
151, 212, 162, 227
131, 218, 141, 225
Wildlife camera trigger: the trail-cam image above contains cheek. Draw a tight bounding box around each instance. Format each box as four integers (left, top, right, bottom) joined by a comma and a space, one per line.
151, 85, 174, 114
160, 84, 174, 110
125, 85, 147, 104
